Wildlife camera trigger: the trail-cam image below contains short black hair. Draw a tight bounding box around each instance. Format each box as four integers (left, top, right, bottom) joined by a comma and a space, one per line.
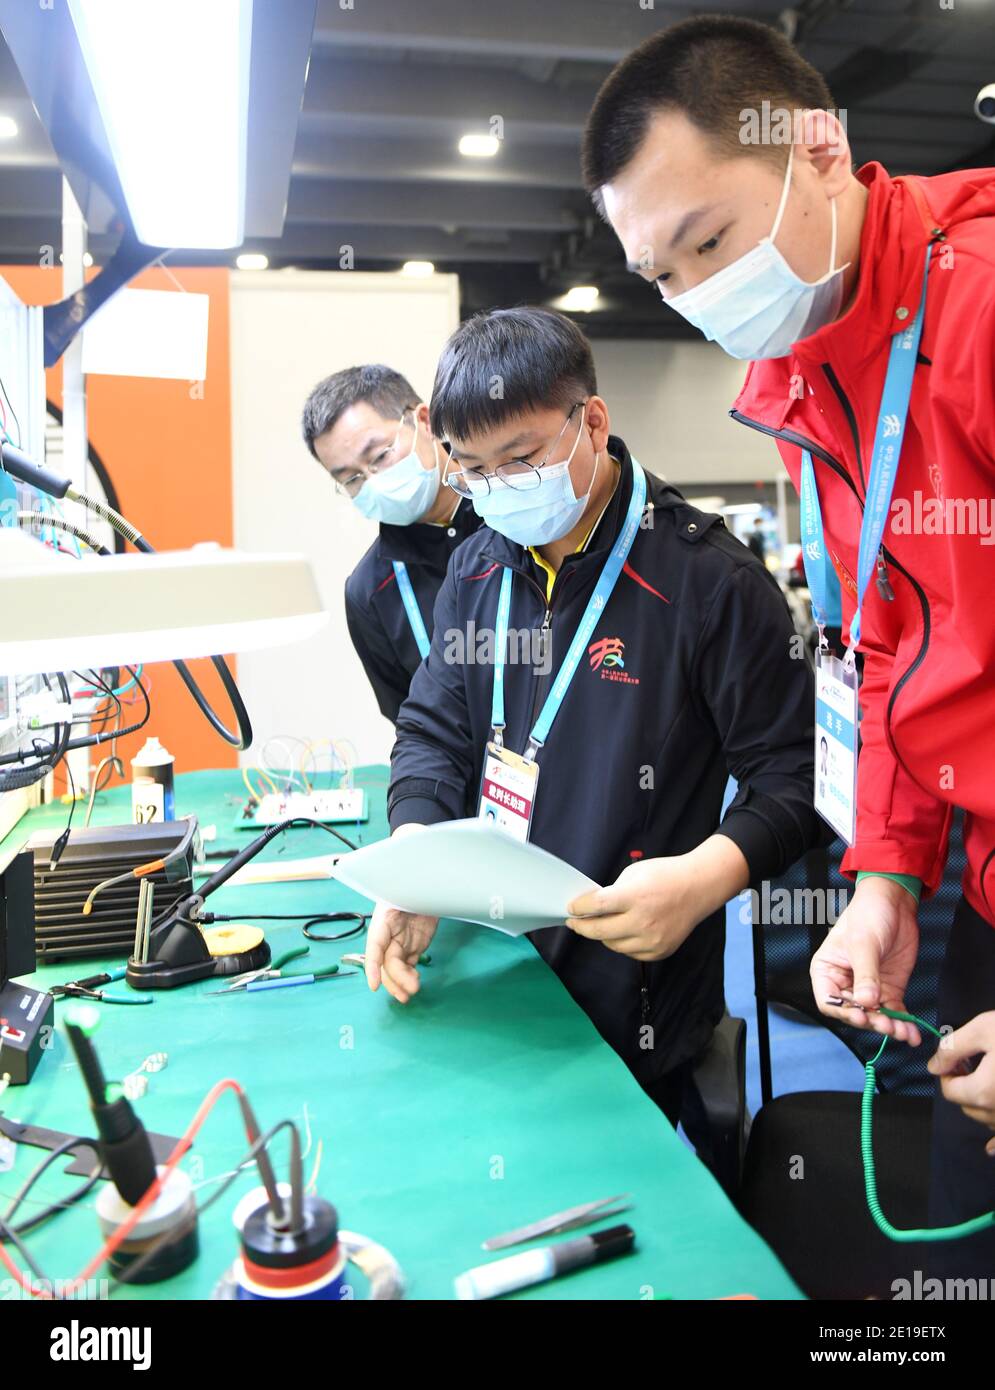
429, 308, 597, 443
300, 364, 419, 459
582, 14, 835, 201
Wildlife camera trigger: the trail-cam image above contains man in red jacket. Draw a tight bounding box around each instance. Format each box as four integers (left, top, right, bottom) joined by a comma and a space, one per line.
582, 14, 995, 1273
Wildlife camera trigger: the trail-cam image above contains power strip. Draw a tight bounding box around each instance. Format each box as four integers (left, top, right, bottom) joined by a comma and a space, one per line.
237, 788, 368, 829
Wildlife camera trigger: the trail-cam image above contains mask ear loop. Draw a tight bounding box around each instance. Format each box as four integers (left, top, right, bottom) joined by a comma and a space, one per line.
771, 141, 843, 282
563, 403, 600, 503
827, 193, 839, 277
768, 142, 796, 245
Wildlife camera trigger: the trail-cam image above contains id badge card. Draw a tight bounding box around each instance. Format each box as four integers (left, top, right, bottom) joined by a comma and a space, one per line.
814, 648, 859, 845
478, 741, 539, 843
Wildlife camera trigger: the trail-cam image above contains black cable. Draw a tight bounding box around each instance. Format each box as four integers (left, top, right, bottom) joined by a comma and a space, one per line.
190, 817, 358, 902
48, 758, 77, 871
0, 671, 70, 793
197, 910, 369, 942
65, 486, 253, 750
1, 1136, 101, 1238
0, 1211, 51, 1286
59, 664, 149, 756
302, 914, 367, 942
73, 668, 123, 732
6, 437, 252, 748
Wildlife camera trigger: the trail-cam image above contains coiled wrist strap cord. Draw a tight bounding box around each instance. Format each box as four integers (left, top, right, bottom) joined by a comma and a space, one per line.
862, 1007, 995, 1242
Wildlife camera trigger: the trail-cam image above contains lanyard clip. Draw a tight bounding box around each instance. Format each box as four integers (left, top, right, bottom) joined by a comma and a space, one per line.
816, 621, 829, 654
491, 725, 505, 750
524, 738, 541, 765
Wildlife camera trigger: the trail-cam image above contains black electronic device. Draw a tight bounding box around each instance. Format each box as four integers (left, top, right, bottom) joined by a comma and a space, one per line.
27, 818, 197, 961
0, 852, 53, 1084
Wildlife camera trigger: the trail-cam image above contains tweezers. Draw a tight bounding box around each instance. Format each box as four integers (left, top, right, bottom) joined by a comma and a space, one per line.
482, 1193, 632, 1251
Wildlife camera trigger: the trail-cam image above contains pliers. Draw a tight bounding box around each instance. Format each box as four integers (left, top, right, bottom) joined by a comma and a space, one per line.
206, 946, 311, 995
49, 965, 153, 1005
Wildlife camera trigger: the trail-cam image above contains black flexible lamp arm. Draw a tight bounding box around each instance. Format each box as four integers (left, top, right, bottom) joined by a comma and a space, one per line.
2, 441, 253, 750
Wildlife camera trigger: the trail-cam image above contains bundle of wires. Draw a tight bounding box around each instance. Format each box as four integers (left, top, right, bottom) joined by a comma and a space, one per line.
242, 734, 358, 807
0, 1081, 326, 1299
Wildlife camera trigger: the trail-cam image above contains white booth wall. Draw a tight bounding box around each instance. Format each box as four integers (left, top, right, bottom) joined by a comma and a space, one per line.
590, 338, 780, 488
229, 269, 459, 767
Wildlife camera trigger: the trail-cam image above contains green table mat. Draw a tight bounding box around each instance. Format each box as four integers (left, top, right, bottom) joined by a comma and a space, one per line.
0, 768, 800, 1300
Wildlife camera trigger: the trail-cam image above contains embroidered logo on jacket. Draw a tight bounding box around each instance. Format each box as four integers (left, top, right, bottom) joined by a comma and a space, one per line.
588, 637, 640, 684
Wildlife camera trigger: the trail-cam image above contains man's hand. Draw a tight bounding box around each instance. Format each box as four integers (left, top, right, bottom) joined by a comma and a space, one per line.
363, 823, 437, 1003
364, 901, 438, 1002
565, 836, 748, 962
811, 875, 922, 1044
928, 1012, 995, 1155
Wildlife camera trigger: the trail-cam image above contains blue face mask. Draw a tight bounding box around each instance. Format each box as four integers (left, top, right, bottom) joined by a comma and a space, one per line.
467, 410, 599, 547
352, 415, 440, 526
665, 144, 849, 360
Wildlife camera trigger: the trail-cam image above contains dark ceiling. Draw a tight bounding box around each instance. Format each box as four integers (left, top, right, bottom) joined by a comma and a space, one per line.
0, 0, 993, 338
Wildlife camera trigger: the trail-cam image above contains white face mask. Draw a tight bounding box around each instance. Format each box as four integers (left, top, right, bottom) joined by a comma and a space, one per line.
665, 144, 849, 360
467, 408, 599, 547
352, 413, 440, 526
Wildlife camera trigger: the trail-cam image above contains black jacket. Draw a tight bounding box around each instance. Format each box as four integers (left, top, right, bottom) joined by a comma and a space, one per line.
388, 438, 821, 1084
344, 499, 481, 723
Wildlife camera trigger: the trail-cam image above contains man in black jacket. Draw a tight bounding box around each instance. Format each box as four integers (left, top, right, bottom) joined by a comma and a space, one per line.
301, 364, 480, 723
365, 309, 821, 1134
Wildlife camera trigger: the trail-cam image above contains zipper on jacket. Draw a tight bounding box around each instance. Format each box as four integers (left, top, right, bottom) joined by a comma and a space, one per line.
980, 845, 995, 917
821, 363, 894, 601
875, 554, 895, 602
521, 569, 578, 738
639, 962, 651, 1024
821, 362, 866, 493
729, 407, 931, 754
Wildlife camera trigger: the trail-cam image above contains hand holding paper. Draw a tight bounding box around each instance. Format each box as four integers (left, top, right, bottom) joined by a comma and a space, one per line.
332, 818, 600, 938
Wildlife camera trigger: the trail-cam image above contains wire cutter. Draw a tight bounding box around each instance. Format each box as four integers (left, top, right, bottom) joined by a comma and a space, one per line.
49, 966, 153, 1005
206, 946, 311, 995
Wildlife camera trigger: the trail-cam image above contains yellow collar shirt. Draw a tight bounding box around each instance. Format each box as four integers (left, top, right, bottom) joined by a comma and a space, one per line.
527, 457, 621, 602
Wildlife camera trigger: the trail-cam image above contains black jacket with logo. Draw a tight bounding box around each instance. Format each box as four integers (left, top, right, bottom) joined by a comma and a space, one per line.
344, 499, 481, 723
388, 438, 821, 1085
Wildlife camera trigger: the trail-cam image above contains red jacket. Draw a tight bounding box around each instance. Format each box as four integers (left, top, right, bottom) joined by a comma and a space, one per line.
733, 161, 995, 926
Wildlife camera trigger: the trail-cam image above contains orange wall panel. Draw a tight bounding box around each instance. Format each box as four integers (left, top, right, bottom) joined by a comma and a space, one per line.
2, 264, 238, 777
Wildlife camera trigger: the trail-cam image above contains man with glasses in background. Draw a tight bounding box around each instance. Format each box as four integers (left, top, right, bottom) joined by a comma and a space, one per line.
364, 307, 823, 1147
301, 365, 481, 724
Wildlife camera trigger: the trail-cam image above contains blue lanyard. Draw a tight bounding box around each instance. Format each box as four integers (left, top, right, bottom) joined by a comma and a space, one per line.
799, 449, 840, 631
491, 457, 647, 758
392, 561, 431, 659
799, 241, 932, 657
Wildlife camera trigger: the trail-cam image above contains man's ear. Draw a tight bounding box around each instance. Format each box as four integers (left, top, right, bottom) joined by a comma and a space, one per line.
586, 395, 612, 454
799, 108, 852, 200
414, 400, 432, 435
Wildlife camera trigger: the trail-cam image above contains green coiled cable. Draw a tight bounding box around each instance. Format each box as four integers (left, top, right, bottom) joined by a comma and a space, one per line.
861, 1007, 995, 1242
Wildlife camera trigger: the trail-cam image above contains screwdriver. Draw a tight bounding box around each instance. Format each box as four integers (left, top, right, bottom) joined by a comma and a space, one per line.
245, 966, 359, 994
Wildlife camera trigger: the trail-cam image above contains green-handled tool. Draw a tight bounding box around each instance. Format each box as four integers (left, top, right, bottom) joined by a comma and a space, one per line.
206, 946, 311, 994
50, 965, 153, 1005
